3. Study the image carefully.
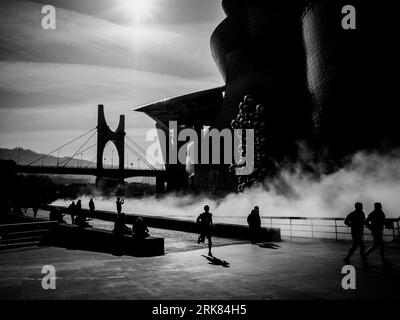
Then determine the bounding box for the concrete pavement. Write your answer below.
[1,237,399,299]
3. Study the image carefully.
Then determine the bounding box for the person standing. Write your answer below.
[75,199,82,225]
[68,201,76,224]
[32,200,39,219]
[365,202,387,264]
[89,198,95,217]
[196,205,213,256]
[247,206,261,243]
[343,202,367,264]
[116,197,124,215]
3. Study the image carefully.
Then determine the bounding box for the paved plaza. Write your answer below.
[0,230,399,299]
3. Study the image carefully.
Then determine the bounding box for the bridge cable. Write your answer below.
[58,142,97,167]
[126,135,160,166]
[27,128,97,166]
[61,130,97,168]
[125,139,159,171]
[60,133,97,168]
[125,135,164,170]
[125,143,157,170]
[84,155,97,169]
[125,143,156,170]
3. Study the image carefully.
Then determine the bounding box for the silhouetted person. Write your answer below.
[247,206,261,243]
[113,212,130,235]
[75,199,91,227]
[365,202,387,263]
[132,217,150,239]
[75,209,89,227]
[89,198,95,217]
[68,201,76,224]
[116,197,124,215]
[196,205,213,256]
[32,200,39,219]
[74,200,82,225]
[344,202,367,264]
[76,199,81,213]
[13,201,22,215]
[50,208,65,223]
[49,208,57,221]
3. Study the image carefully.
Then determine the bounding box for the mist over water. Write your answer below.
[53,150,400,221]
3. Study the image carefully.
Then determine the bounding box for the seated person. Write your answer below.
[49,208,57,221]
[131,217,150,239]
[113,212,130,235]
[49,208,66,223]
[75,211,90,227]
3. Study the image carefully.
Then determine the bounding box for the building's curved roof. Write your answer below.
[134,86,225,127]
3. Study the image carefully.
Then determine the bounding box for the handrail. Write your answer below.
[0,221,59,228]
[42,205,400,242]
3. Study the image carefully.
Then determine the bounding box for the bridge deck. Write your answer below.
[15,165,166,178]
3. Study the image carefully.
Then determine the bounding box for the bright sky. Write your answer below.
[0,0,225,167]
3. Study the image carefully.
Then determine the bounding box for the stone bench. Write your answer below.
[45,223,164,257]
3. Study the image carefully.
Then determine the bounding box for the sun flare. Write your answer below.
[119,0,156,23]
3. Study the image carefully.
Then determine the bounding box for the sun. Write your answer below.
[119,0,156,23]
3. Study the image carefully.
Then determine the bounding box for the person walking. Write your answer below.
[343,202,367,264]
[247,206,261,243]
[365,202,387,264]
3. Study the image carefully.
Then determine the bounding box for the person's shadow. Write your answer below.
[201,255,230,268]
[257,242,280,249]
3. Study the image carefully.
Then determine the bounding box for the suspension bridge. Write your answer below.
[15,105,166,192]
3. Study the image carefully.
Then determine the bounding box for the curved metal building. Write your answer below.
[137,0,396,192]
[210,0,312,164]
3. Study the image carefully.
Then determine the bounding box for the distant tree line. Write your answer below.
[0,160,92,213]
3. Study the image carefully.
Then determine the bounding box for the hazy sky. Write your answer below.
[0,0,225,166]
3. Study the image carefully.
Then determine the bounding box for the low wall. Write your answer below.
[45,223,164,257]
[45,205,281,242]
[1,213,164,257]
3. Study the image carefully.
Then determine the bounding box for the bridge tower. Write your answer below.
[96,104,125,187]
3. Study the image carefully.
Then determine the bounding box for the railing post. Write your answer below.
[396,219,400,239]
[397,220,400,239]
[334,219,338,241]
[289,218,292,239]
[392,220,396,240]
[311,219,314,238]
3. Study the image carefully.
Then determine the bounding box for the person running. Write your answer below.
[247,206,261,243]
[89,198,95,217]
[116,197,124,215]
[343,202,367,264]
[196,205,213,256]
[365,202,387,264]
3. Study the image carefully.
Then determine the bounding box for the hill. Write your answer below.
[0,147,94,168]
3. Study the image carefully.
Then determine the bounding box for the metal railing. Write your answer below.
[260,216,400,241]
[164,214,400,242]
[36,206,400,242]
